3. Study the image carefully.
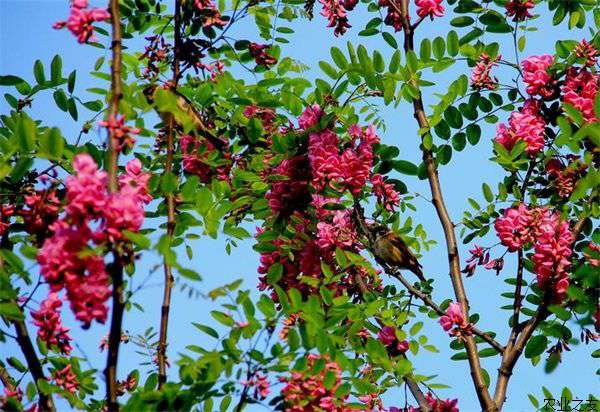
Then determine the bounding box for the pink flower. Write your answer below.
[298,104,324,130]
[280,354,348,411]
[470,54,500,90]
[505,0,534,21]
[266,156,311,215]
[494,102,545,155]
[316,210,358,251]
[532,216,573,302]
[425,392,459,412]
[415,0,444,18]
[99,115,140,152]
[494,204,536,251]
[521,55,556,98]
[119,158,152,204]
[64,153,107,221]
[53,4,110,43]
[439,302,473,339]
[194,0,226,27]
[249,43,277,67]
[20,189,61,240]
[243,372,271,400]
[371,174,400,211]
[562,68,599,123]
[574,39,599,67]
[379,0,403,31]
[319,0,352,36]
[377,326,409,356]
[0,204,14,236]
[31,293,72,355]
[180,134,231,183]
[52,365,79,394]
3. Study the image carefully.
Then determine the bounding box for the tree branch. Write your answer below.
[104,0,125,409]
[13,319,56,411]
[157,0,181,390]
[396,2,496,408]
[493,302,549,409]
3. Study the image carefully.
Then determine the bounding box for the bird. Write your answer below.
[368,223,426,283]
[142,84,227,150]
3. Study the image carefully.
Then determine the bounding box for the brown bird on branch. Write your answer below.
[369,223,426,283]
[142,84,227,150]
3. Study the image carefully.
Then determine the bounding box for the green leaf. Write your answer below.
[432,36,445,59]
[0,302,24,321]
[7,357,27,373]
[67,70,76,93]
[437,144,452,165]
[192,323,219,339]
[466,124,481,145]
[211,311,234,326]
[50,55,62,82]
[447,31,459,56]
[393,160,418,175]
[319,61,338,79]
[525,335,548,359]
[53,89,68,111]
[451,16,474,27]
[482,183,493,202]
[17,114,36,152]
[330,47,348,70]
[33,60,45,84]
[409,321,423,336]
[0,75,25,86]
[382,32,398,49]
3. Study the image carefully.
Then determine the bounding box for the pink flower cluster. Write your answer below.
[52,364,79,394]
[194,0,226,27]
[562,67,599,123]
[415,0,445,19]
[504,0,534,22]
[532,213,573,301]
[316,210,359,251]
[319,0,352,36]
[308,124,379,195]
[279,354,349,412]
[574,39,599,67]
[21,189,61,241]
[249,43,278,68]
[521,55,556,99]
[53,0,110,44]
[391,393,459,412]
[377,326,409,356]
[439,302,473,339]
[99,115,140,152]
[470,54,499,91]
[0,204,15,237]
[242,372,271,400]
[495,204,573,300]
[462,245,504,277]
[378,0,403,31]
[546,157,587,198]
[180,134,231,183]
[38,154,151,328]
[30,293,72,355]
[266,156,311,216]
[371,174,400,211]
[495,99,546,155]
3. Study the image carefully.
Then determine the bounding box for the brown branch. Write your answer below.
[396,2,496,408]
[14,319,56,411]
[157,0,181,389]
[493,302,549,409]
[508,249,524,346]
[104,0,125,409]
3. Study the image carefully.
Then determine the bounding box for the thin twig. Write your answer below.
[157,0,181,389]
[104,0,126,409]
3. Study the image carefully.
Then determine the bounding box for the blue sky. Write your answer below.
[1,0,598,411]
